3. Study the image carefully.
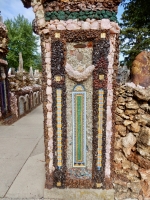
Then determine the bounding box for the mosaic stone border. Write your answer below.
[92,39,109,188]
[47,30,110,188]
[45,10,117,22]
[43,0,120,13]
[51,39,67,188]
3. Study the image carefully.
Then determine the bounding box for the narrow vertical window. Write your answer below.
[72,85,86,167]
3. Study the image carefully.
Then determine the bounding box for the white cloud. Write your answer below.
[0,0,34,22]
[0,0,41,53]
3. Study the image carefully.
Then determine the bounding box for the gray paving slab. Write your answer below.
[0,125,43,139]
[0,137,40,160]
[6,153,45,199]
[0,158,25,198]
[0,105,44,199]
[30,136,45,157]
[0,126,8,132]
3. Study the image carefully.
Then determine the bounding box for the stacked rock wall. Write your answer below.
[0,19,11,119]
[114,84,150,200]
[3,73,43,124]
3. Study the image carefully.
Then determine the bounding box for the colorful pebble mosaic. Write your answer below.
[97,89,104,170]
[56,89,62,168]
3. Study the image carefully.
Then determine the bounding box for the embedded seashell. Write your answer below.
[48,24,56,30]
[81,22,90,30]
[90,21,99,30]
[57,24,66,30]
[66,23,80,30]
[101,19,111,30]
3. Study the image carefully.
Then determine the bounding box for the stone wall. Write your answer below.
[114,84,150,200]
[2,85,42,124]
[1,72,43,124]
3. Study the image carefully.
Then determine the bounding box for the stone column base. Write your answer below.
[44,188,114,200]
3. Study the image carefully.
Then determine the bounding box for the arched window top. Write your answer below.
[73,84,85,92]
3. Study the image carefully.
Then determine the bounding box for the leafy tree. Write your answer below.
[120,0,150,68]
[4,15,42,71]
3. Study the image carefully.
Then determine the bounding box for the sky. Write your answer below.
[0,0,124,60]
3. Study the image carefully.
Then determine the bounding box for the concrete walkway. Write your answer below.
[0,105,45,199]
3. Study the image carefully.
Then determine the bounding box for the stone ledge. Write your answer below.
[44,188,114,200]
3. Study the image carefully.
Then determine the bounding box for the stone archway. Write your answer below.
[19,96,25,116]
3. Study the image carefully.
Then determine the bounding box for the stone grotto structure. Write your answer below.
[21,0,150,199]
[0,14,11,120]
[0,13,43,124]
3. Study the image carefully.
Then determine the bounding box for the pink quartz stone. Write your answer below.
[54,19,59,23]
[46,86,52,95]
[77,21,82,26]
[108,69,114,75]
[48,24,56,30]
[48,141,53,151]
[81,22,90,30]
[38,5,43,11]
[49,152,53,159]
[45,57,50,64]
[107,83,113,90]
[57,24,66,30]
[110,22,120,34]
[90,21,99,30]
[86,18,91,23]
[66,19,73,24]
[108,76,113,84]
[48,128,53,138]
[47,79,51,86]
[46,64,51,72]
[59,20,67,26]
[47,95,52,103]
[101,19,111,30]
[46,103,52,112]
[107,105,112,117]
[47,72,51,79]
[45,52,51,58]
[49,160,53,171]
[33,5,38,13]
[47,112,52,120]
[66,23,80,30]
[47,119,52,128]
[107,96,113,106]
[37,18,45,28]
[106,121,112,132]
[45,43,51,52]
[107,89,113,97]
